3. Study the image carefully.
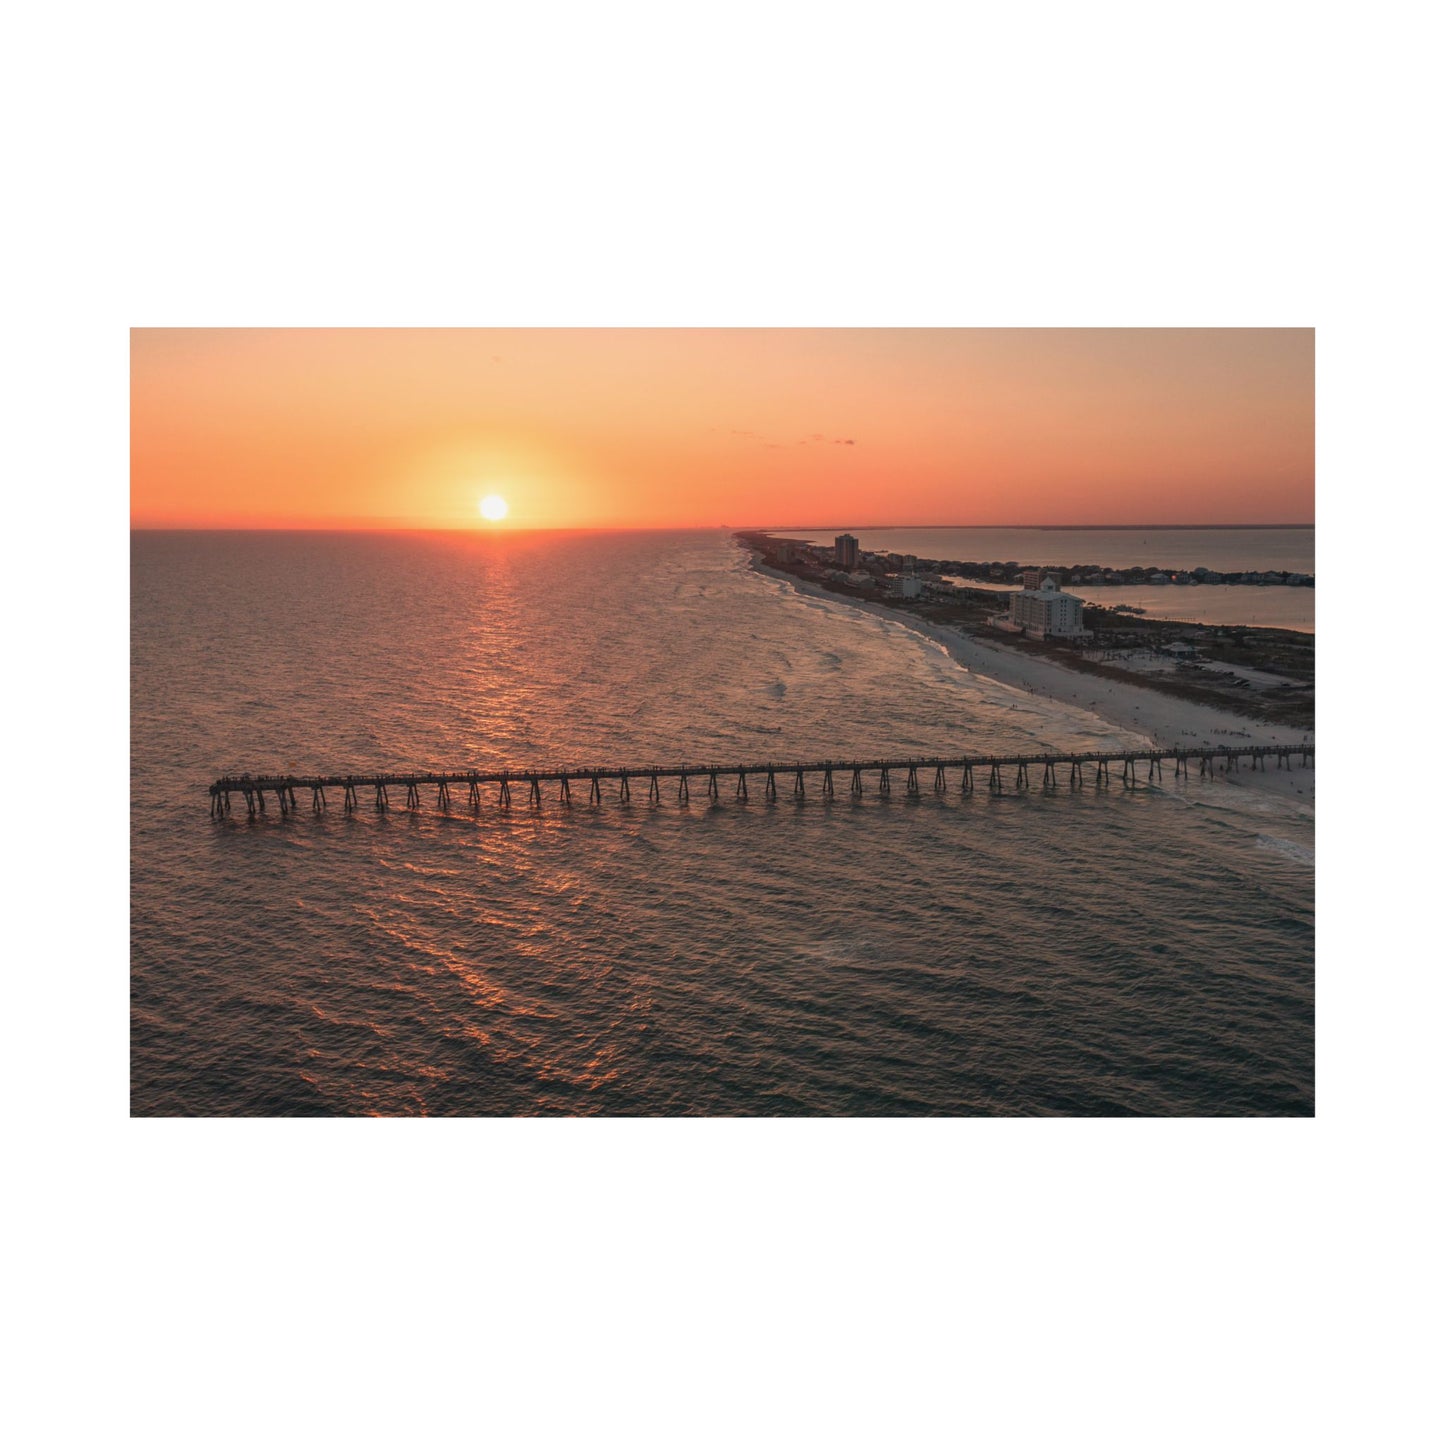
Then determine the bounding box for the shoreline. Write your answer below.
[748,557,1314,806]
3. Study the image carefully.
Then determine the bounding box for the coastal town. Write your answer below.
[738,531,1315,731]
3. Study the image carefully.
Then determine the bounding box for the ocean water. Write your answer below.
[131,530,1314,1115]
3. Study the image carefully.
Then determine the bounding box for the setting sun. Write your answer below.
[131,330,1314,530]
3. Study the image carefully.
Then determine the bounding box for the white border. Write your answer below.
[10,1,1435,1439]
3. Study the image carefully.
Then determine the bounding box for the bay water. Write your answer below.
[783,526,1316,629]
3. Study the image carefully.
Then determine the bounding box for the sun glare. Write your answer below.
[479,494,508,522]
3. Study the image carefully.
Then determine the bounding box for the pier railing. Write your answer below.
[209,744,1312,816]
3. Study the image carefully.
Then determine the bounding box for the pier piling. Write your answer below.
[211,745,1313,821]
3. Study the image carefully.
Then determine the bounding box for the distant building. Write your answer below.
[894,576,924,599]
[1008,576,1086,638]
[1020,568,1042,590]
[834,533,859,568]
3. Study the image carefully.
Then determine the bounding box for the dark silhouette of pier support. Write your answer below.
[210,743,1313,820]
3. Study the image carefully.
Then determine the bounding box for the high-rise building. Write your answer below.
[1008,576,1085,638]
[834,533,859,568]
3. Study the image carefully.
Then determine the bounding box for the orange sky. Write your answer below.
[130,329,1313,529]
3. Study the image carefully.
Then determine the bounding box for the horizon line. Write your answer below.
[755,522,1315,532]
[130,519,1316,533]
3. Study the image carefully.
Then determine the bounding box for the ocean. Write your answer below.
[131,529,1314,1115]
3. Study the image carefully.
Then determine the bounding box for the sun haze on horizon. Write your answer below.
[130,329,1314,531]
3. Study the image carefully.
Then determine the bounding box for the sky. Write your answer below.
[130,329,1314,529]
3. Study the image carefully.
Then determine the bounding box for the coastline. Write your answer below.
[749,557,1314,805]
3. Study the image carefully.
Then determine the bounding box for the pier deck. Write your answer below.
[209,744,1312,816]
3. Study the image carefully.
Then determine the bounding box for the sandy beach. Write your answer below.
[752,560,1314,804]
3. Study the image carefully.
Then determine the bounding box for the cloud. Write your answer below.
[727,428,858,448]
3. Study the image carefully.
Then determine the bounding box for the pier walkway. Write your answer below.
[209,743,1312,816]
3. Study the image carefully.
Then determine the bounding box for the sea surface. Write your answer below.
[131,529,1314,1115]
[783,527,1316,630]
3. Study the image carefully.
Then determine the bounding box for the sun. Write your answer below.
[478,494,508,522]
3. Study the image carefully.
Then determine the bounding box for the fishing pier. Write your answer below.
[209,743,1312,817]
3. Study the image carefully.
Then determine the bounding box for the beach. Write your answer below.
[751,559,1314,805]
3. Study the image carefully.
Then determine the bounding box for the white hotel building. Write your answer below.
[1007,576,1086,639]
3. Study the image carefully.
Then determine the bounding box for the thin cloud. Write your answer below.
[727,429,858,448]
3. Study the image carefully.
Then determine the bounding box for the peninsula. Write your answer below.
[736,531,1315,774]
